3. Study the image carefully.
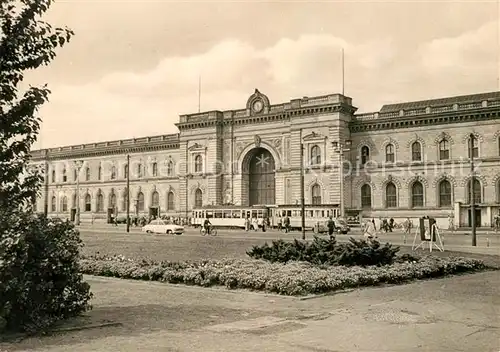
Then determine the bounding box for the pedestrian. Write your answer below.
[327,216,336,239]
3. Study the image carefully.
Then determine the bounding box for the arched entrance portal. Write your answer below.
[247,148,276,205]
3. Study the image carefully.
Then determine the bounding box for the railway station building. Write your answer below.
[30,89,500,228]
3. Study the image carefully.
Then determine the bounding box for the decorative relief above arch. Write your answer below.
[356,138,376,154]
[303,131,326,142]
[307,177,325,190]
[432,174,457,188]
[382,137,399,150]
[493,130,500,140]
[461,131,484,144]
[459,174,487,187]
[381,174,401,189]
[434,131,454,145]
[492,173,500,186]
[189,182,206,194]
[355,177,377,191]
[406,133,426,148]
[405,175,429,189]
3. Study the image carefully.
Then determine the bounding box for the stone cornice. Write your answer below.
[176,104,356,131]
[31,134,180,161]
[350,108,500,133]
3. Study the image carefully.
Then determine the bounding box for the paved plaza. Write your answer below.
[1,269,498,352]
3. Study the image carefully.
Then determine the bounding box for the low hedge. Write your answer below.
[80,254,487,296]
[247,237,400,266]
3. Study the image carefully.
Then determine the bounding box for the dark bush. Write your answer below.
[0,214,92,334]
[246,236,400,266]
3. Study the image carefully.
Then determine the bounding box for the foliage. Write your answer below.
[246,237,400,266]
[80,254,487,296]
[0,216,92,333]
[0,0,91,334]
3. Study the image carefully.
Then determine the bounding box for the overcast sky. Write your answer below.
[28,0,500,149]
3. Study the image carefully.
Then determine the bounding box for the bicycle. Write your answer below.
[200,226,218,236]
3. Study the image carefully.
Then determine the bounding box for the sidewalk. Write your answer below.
[2,270,498,352]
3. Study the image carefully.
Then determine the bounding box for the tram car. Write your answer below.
[272,204,350,233]
[191,205,272,229]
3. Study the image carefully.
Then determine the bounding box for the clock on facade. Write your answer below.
[252,100,264,113]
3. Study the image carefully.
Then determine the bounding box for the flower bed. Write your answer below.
[80,254,487,296]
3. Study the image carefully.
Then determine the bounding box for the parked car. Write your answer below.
[142,219,184,235]
[314,218,351,234]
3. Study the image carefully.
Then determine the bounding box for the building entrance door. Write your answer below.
[248,148,276,206]
[468,208,481,227]
[149,207,159,218]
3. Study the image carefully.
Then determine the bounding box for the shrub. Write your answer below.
[246,236,400,266]
[80,254,487,296]
[0,215,92,334]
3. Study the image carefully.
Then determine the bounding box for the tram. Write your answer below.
[191,205,272,229]
[191,203,345,232]
[272,204,345,232]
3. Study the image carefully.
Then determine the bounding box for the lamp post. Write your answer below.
[300,141,306,240]
[74,160,83,225]
[332,140,352,218]
[126,154,130,233]
[469,133,477,247]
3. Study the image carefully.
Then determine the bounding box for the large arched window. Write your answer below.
[98,166,102,180]
[84,194,91,212]
[152,162,158,177]
[137,192,145,211]
[361,184,371,208]
[61,196,68,212]
[439,140,450,160]
[167,191,175,210]
[439,180,452,207]
[310,145,321,166]
[51,170,56,183]
[110,166,117,180]
[361,146,370,165]
[85,167,90,181]
[411,181,424,207]
[467,137,479,158]
[151,191,159,207]
[385,144,395,163]
[62,168,67,182]
[123,165,128,179]
[467,178,482,204]
[137,164,143,178]
[411,141,422,161]
[311,184,321,205]
[121,189,128,211]
[385,182,397,208]
[194,188,203,207]
[96,191,104,212]
[51,196,56,212]
[194,155,203,173]
[167,161,174,176]
[72,194,77,209]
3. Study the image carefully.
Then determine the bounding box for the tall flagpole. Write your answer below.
[198,75,201,113]
[341,48,345,95]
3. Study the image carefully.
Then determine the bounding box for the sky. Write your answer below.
[25,0,500,149]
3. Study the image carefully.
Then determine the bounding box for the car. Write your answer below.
[314,218,351,235]
[142,219,184,235]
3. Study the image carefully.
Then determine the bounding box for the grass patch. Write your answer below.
[80,254,487,296]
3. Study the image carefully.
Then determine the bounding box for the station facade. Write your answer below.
[30,89,500,228]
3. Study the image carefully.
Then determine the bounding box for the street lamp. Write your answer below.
[74,160,83,225]
[332,140,352,218]
[469,133,477,247]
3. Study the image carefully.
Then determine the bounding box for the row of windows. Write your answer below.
[51,161,176,183]
[360,137,486,165]
[360,178,494,209]
[51,190,176,212]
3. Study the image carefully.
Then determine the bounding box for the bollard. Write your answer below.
[486,237,490,247]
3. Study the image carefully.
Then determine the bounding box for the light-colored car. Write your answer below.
[142,219,184,235]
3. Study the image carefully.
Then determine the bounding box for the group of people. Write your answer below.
[245,216,272,232]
